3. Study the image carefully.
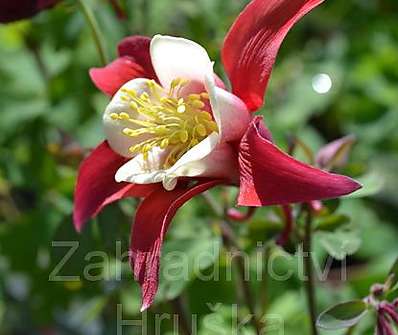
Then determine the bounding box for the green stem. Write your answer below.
[202,193,263,335]
[303,207,318,335]
[170,296,191,335]
[77,0,108,66]
[221,222,263,335]
[259,244,271,317]
[141,0,150,34]
[345,324,356,335]
[26,39,50,83]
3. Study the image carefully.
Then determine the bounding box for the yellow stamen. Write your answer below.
[177,104,186,114]
[114,78,219,168]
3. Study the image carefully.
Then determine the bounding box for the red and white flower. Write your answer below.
[74,0,361,311]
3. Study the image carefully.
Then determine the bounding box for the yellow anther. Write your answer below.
[122,128,135,136]
[190,138,199,147]
[143,144,151,152]
[179,79,189,86]
[195,124,207,137]
[191,100,205,109]
[160,97,174,105]
[130,102,138,110]
[160,138,169,149]
[122,88,137,97]
[128,118,156,128]
[177,104,186,113]
[179,131,189,143]
[169,132,181,144]
[198,111,212,121]
[116,77,218,168]
[170,78,181,88]
[140,92,150,100]
[129,144,139,153]
[188,94,201,100]
[119,112,130,120]
[206,121,219,133]
[153,126,168,135]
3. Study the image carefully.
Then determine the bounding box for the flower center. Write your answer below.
[110,79,218,169]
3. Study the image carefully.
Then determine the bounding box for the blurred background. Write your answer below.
[0,0,398,334]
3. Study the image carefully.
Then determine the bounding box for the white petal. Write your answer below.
[205,75,251,143]
[115,147,167,183]
[103,78,162,158]
[167,132,220,176]
[150,35,214,90]
[114,132,237,191]
[115,133,220,186]
[169,139,238,183]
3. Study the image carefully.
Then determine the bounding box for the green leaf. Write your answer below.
[386,286,398,302]
[317,230,361,260]
[386,257,398,289]
[315,214,350,232]
[156,236,221,302]
[317,300,368,330]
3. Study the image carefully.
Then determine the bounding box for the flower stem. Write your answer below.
[77,0,108,66]
[202,192,264,335]
[345,325,356,335]
[25,38,50,83]
[170,296,192,335]
[259,244,271,317]
[277,205,294,246]
[303,206,318,335]
[220,222,264,335]
[141,0,150,34]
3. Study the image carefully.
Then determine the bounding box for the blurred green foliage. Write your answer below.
[0,0,398,334]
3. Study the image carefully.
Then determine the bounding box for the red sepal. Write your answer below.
[118,36,158,81]
[90,36,158,96]
[73,141,157,232]
[238,117,361,206]
[130,179,224,311]
[222,0,324,111]
[89,57,146,97]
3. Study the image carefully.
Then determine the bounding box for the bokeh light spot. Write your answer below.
[312,73,332,94]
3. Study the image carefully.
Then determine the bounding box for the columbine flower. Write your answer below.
[0,0,60,23]
[74,0,361,311]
